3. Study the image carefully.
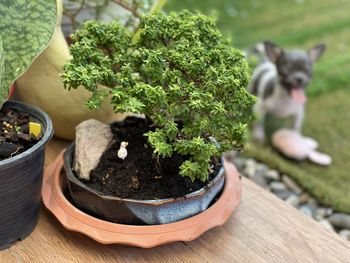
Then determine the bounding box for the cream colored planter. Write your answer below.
[16,0,125,140]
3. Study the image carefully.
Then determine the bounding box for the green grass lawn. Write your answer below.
[166,0,350,212]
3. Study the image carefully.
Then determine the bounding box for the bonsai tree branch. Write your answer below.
[63,0,86,32]
[113,0,141,18]
[63,0,156,33]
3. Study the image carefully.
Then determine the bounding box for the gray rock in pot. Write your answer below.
[74,119,113,180]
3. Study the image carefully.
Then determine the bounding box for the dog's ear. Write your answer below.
[308,44,326,63]
[264,41,283,63]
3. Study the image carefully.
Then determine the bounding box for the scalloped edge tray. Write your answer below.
[42,150,242,248]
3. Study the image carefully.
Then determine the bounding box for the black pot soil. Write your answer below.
[64,117,225,225]
[0,100,53,250]
[89,117,220,199]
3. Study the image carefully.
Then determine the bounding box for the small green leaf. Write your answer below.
[85,89,109,109]
[132,0,167,44]
[179,160,209,182]
[146,129,173,157]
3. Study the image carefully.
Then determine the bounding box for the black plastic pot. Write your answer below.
[0,100,53,250]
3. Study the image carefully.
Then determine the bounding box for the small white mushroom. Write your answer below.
[117,141,129,160]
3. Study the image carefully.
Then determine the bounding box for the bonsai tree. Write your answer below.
[62,11,255,182]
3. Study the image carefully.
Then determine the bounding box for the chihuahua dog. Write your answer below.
[248,41,326,142]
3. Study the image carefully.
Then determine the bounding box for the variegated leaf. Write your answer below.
[0,0,57,106]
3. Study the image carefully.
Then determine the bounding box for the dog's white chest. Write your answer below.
[266,89,303,117]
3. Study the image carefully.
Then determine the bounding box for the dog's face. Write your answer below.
[264,41,326,103]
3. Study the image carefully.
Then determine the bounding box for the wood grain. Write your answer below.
[1,139,350,262]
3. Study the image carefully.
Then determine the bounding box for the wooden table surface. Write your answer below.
[1,139,350,262]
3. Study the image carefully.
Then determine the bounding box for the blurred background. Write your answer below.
[166,0,350,214]
[166,0,350,96]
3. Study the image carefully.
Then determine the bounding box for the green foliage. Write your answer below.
[62,11,255,182]
[0,0,57,106]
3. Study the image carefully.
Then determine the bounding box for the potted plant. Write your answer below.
[58,10,255,226]
[0,1,55,250]
[15,0,157,140]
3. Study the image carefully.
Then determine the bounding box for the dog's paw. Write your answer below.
[302,137,318,150]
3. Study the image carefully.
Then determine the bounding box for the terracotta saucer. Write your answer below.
[42,151,242,248]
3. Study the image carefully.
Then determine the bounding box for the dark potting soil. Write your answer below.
[0,108,41,160]
[83,117,220,200]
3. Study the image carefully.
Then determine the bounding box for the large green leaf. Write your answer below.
[0,0,57,106]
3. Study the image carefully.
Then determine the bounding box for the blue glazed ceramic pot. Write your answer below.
[63,142,225,225]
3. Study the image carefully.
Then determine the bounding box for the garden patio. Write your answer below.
[1,0,350,261]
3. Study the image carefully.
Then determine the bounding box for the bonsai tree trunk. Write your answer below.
[15,0,126,140]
